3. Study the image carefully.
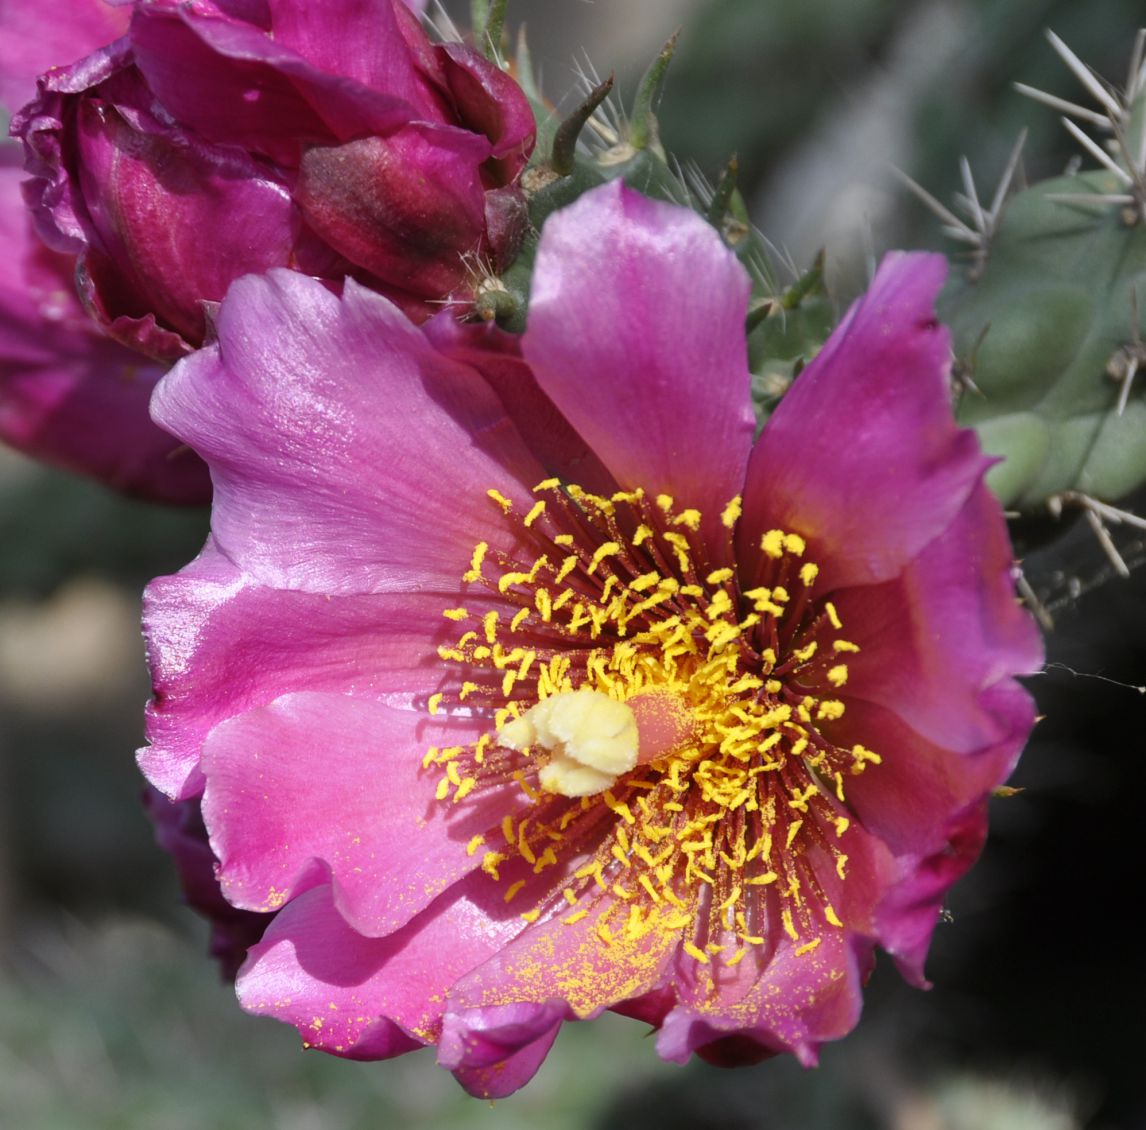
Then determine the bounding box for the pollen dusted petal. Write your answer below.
[201,692,530,937]
[628,689,698,763]
[523,180,755,555]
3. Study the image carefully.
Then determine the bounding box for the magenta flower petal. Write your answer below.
[201,692,528,935]
[0,0,128,111]
[0,148,208,501]
[440,1002,567,1098]
[739,253,987,589]
[140,540,453,800]
[150,271,547,595]
[523,180,755,550]
[238,870,539,1061]
[834,482,1043,756]
[141,186,1040,1089]
[294,122,488,296]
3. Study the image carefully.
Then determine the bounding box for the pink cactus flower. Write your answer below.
[141,181,1042,1095]
[12,0,535,361]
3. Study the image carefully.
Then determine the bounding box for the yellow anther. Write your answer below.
[760,529,786,558]
[795,938,821,956]
[555,555,579,583]
[589,541,621,573]
[783,533,806,556]
[482,610,500,643]
[825,601,842,629]
[792,641,818,662]
[824,904,843,928]
[706,567,734,585]
[782,907,799,942]
[683,941,710,964]
[463,541,488,582]
[458,681,479,701]
[480,851,506,879]
[827,664,849,688]
[673,509,702,530]
[434,777,450,802]
[486,488,512,513]
[745,871,778,886]
[534,477,560,491]
[786,819,804,849]
[442,607,468,621]
[633,524,653,545]
[816,700,845,721]
[833,639,860,653]
[427,693,443,716]
[721,496,742,528]
[510,607,530,631]
[799,562,819,586]
[503,880,526,902]
[520,908,541,923]
[656,494,675,513]
[836,854,848,879]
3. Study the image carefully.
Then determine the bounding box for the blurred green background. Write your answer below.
[2,1,1145,1126]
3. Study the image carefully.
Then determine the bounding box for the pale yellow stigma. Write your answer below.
[498,689,639,798]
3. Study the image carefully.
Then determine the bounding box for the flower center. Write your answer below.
[423,479,880,965]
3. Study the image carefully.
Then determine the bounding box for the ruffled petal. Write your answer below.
[237,871,533,1061]
[523,181,755,548]
[739,253,988,589]
[140,539,453,799]
[0,0,128,112]
[0,147,208,501]
[151,271,548,595]
[832,482,1043,755]
[200,691,528,936]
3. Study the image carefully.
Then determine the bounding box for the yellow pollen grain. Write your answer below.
[503,880,526,902]
[683,941,710,964]
[427,693,443,716]
[486,488,512,514]
[721,496,742,528]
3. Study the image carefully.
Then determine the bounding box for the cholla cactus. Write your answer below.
[911,29,1146,583]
